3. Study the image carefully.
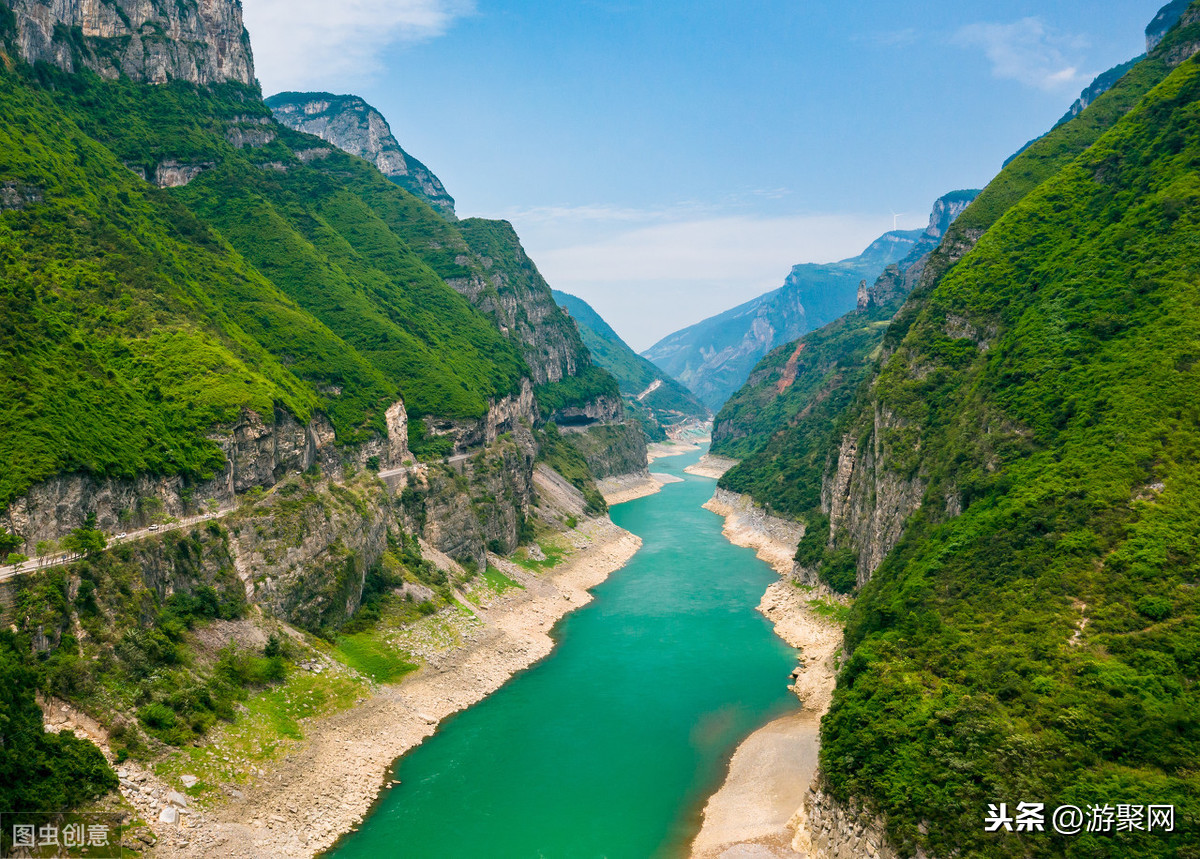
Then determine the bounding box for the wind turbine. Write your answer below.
[890,210,906,231]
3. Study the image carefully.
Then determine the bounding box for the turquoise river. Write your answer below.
[329,448,800,858]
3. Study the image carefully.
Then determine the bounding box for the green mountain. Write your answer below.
[0,0,646,834]
[714,5,1200,855]
[643,229,921,412]
[552,290,710,438]
[0,51,623,513]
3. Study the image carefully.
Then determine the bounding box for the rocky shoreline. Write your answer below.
[131,515,641,858]
[684,454,739,480]
[598,471,685,505]
[692,489,846,858]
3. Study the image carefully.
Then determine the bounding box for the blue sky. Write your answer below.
[243,0,1163,350]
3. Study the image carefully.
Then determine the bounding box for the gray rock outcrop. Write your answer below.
[6,0,255,86]
[266,93,456,218]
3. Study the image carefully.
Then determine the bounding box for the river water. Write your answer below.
[329,448,799,858]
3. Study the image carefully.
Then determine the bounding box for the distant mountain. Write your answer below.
[267,92,457,218]
[642,229,921,412]
[711,189,979,466]
[553,291,710,438]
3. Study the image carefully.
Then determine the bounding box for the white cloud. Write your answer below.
[855,28,920,48]
[503,209,892,351]
[242,0,475,93]
[953,17,1089,92]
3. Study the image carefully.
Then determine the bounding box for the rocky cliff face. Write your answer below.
[861,190,980,312]
[230,476,394,630]
[791,786,904,859]
[5,0,255,86]
[266,93,456,218]
[822,410,926,585]
[1148,0,1191,50]
[454,218,604,389]
[1,402,407,551]
[560,421,650,481]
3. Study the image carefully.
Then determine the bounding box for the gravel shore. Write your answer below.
[598,472,685,505]
[691,491,845,858]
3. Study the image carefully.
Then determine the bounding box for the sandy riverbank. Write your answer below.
[685,455,739,480]
[692,491,845,858]
[598,472,685,505]
[647,440,703,462]
[150,515,641,858]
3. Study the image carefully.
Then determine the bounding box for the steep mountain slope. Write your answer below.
[710,193,976,587]
[643,229,920,411]
[553,290,710,437]
[711,6,1200,856]
[267,92,457,218]
[822,46,1200,857]
[264,92,623,424]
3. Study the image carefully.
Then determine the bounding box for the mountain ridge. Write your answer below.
[267,92,457,218]
[643,228,922,411]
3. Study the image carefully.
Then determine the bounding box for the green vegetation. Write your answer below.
[514,541,566,573]
[705,13,1200,857]
[715,306,897,519]
[0,635,117,847]
[333,633,417,684]
[0,71,321,509]
[533,365,621,420]
[6,530,284,756]
[155,667,367,799]
[806,596,851,625]
[0,59,556,509]
[49,72,530,430]
[482,564,523,594]
[535,424,607,515]
[816,39,1200,859]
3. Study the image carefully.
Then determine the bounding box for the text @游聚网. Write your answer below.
[984,803,1174,836]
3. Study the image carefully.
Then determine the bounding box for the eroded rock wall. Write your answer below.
[7,0,255,86]
[792,786,905,859]
[561,420,649,480]
[2,402,407,552]
[267,93,456,217]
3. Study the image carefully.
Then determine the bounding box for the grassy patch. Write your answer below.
[807,597,851,625]
[333,632,417,684]
[155,668,365,803]
[514,541,566,573]
[482,565,524,594]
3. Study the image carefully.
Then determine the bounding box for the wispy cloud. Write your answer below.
[242,0,476,93]
[856,28,920,48]
[952,17,1089,92]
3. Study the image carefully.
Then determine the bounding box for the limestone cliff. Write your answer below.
[1148,0,1191,50]
[4,0,255,86]
[266,92,456,217]
[455,218,601,389]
